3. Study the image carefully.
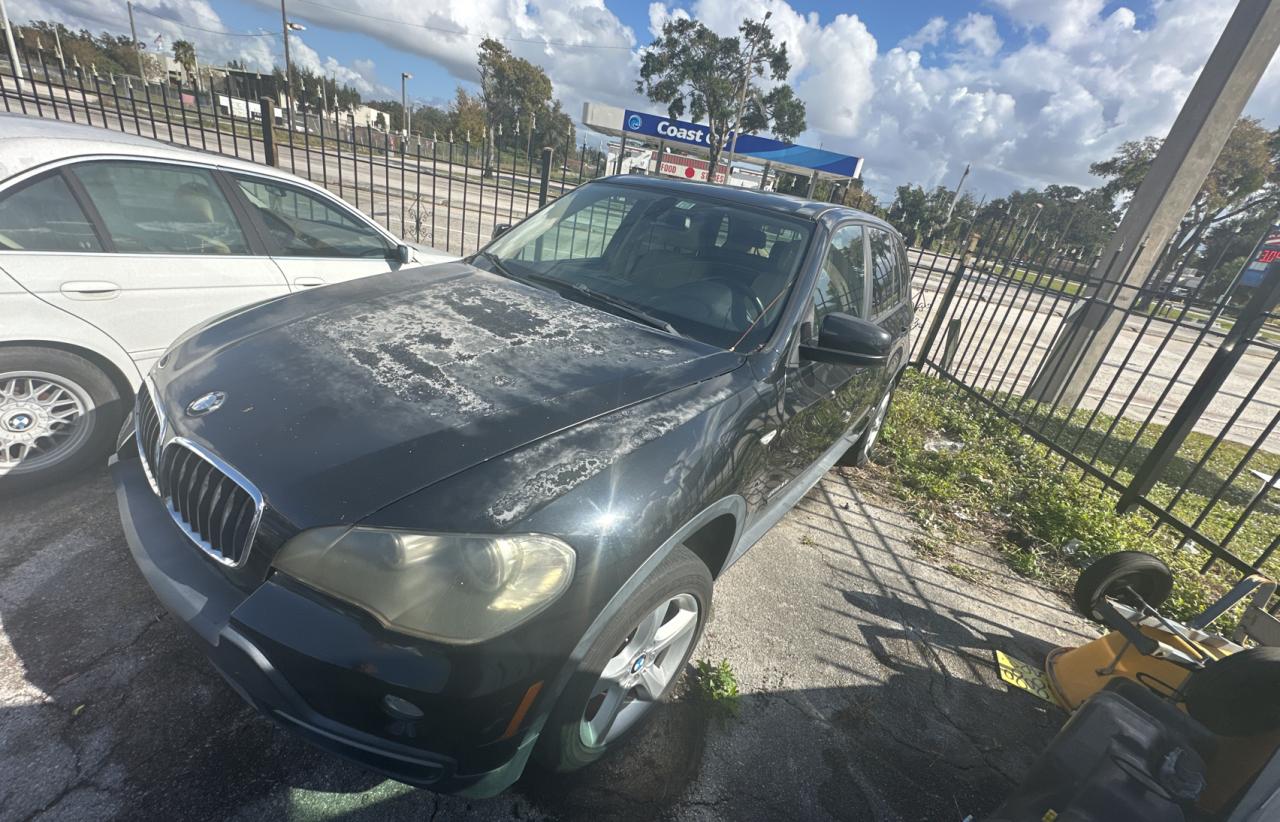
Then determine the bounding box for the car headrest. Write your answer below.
[726,221,766,251]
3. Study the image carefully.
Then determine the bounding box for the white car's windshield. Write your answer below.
[480,182,813,351]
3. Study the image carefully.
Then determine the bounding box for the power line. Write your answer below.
[132,7,277,38]
[289,0,636,50]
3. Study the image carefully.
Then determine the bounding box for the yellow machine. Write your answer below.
[1040,551,1280,815]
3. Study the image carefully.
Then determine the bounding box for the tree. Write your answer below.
[1091,117,1278,299]
[171,40,197,86]
[449,87,486,144]
[411,105,451,140]
[637,15,806,176]
[475,39,574,171]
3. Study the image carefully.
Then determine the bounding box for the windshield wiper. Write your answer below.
[564,283,682,337]
[473,250,534,286]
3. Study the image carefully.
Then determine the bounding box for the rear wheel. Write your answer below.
[535,545,712,772]
[0,347,123,491]
[1072,551,1173,619]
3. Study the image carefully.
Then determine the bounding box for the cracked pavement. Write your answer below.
[1,466,1096,821]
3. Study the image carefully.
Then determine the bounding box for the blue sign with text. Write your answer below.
[621,109,863,178]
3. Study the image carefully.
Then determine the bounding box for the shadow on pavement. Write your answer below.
[1,468,1078,822]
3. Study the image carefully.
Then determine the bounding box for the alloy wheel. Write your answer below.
[864,388,892,454]
[579,592,700,747]
[0,371,95,476]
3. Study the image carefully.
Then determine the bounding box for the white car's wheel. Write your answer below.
[0,347,123,490]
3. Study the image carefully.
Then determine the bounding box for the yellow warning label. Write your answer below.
[995,650,1057,705]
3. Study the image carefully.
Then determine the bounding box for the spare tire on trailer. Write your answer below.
[1183,647,1280,737]
[1072,551,1173,619]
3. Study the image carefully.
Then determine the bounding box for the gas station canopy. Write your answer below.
[582,101,864,182]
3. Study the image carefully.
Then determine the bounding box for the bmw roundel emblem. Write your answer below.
[186,390,227,417]
[626,114,642,131]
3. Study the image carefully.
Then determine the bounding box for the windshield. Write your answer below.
[479,182,814,351]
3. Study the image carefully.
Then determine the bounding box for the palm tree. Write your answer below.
[171,40,197,87]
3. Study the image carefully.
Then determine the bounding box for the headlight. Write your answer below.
[273,527,576,644]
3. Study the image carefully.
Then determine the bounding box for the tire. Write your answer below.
[534,545,714,772]
[0,346,124,492]
[1183,648,1280,737]
[1072,551,1173,619]
[838,380,895,468]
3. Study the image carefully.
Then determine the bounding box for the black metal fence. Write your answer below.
[908,213,1280,578]
[0,56,607,256]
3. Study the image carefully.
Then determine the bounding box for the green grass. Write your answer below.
[973,261,1085,297]
[876,372,1279,624]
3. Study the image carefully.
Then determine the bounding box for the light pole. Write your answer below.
[724,10,771,185]
[400,71,412,136]
[280,0,304,131]
[0,0,22,80]
[1012,203,1044,263]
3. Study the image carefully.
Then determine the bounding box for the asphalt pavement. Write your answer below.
[0,465,1095,822]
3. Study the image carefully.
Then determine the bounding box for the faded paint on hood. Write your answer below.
[153,263,744,528]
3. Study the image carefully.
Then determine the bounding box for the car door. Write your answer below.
[226,172,404,289]
[0,159,289,373]
[767,222,882,487]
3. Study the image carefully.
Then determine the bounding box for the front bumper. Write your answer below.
[111,453,541,796]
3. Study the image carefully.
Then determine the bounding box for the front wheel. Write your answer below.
[534,545,713,772]
[838,382,895,468]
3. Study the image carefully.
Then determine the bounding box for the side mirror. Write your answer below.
[799,312,892,366]
[392,243,411,264]
[492,223,512,239]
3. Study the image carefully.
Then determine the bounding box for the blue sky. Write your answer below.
[11,0,1278,199]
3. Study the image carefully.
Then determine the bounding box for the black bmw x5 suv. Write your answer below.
[113,175,913,796]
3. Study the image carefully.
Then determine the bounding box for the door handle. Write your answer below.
[60,281,120,300]
[293,276,325,288]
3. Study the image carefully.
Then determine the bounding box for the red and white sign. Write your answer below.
[658,154,726,184]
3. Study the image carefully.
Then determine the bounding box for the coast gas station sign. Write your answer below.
[621,109,863,179]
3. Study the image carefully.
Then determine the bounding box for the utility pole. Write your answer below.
[942,163,971,227]
[127,1,144,81]
[1028,0,1280,405]
[0,0,21,80]
[724,10,771,184]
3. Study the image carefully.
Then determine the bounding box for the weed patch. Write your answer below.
[689,658,741,721]
[875,371,1250,624]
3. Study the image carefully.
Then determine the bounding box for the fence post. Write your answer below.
[258,96,276,166]
[1117,259,1280,513]
[913,234,979,369]
[538,146,553,207]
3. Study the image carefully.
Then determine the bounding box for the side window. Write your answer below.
[812,224,865,323]
[869,229,900,315]
[233,176,391,258]
[0,174,102,252]
[897,239,913,304]
[73,162,249,255]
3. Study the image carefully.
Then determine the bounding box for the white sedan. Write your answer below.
[0,115,454,489]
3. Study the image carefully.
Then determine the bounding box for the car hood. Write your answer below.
[152,262,743,527]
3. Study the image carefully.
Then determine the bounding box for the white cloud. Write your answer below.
[953,13,1002,58]
[10,0,1280,203]
[900,16,946,51]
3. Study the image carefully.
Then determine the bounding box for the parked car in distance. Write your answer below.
[0,115,454,489]
[113,175,913,796]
